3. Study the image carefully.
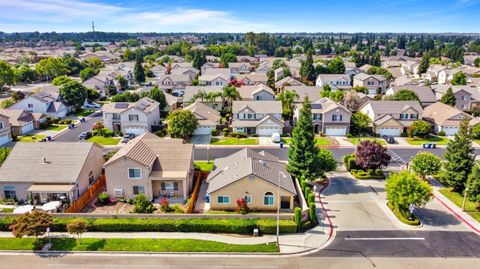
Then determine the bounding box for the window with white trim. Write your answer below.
[244,195,252,204]
[264,192,274,206]
[128,168,142,179]
[128,114,139,122]
[217,196,230,204]
[132,186,144,195]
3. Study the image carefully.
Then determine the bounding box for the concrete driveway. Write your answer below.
[191,135,211,145]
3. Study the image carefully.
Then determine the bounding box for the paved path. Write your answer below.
[54,111,102,142]
[194,180,209,213]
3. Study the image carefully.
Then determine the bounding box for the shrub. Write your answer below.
[437,130,446,136]
[97,193,110,205]
[211,129,218,136]
[251,134,259,137]
[304,186,311,199]
[131,194,156,213]
[173,205,184,214]
[294,207,302,231]
[307,193,315,204]
[308,202,317,224]
[155,129,167,137]
[228,132,247,138]
[159,197,173,213]
[52,118,61,124]
[346,133,352,138]
[367,169,375,176]
[59,119,73,125]
[235,197,249,215]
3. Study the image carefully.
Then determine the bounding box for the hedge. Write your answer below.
[387,203,421,226]
[351,169,386,180]
[0,217,297,234]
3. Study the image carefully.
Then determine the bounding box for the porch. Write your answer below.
[150,171,188,204]
[27,184,75,205]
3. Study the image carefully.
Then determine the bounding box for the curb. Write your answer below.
[434,195,480,235]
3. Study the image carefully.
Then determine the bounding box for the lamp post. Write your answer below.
[462,188,469,211]
[277,171,286,247]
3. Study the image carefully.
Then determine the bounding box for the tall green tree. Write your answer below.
[410,151,442,180]
[440,87,457,107]
[385,89,419,101]
[148,86,167,111]
[451,72,467,85]
[443,119,475,192]
[300,51,316,82]
[276,90,299,121]
[134,49,145,83]
[59,80,88,112]
[466,163,480,201]
[222,85,240,111]
[192,50,207,70]
[80,67,97,82]
[167,110,198,140]
[0,61,15,89]
[386,171,433,215]
[327,57,346,74]
[14,64,37,83]
[35,57,68,81]
[350,111,371,135]
[418,51,430,75]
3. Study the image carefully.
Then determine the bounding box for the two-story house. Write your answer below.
[385,86,437,107]
[9,89,69,118]
[315,74,352,90]
[184,102,221,135]
[238,84,275,101]
[171,67,200,81]
[353,73,390,95]
[400,61,420,77]
[102,97,160,136]
[283,86,322,103]
[438,68,463,85]
[359,100,423,137]
[228,62,252,76]
[431,85,480,111]
[199,68,231,86]
[156,74,192,96]
[235,73,268,86]
[293,98,351,136]
[423,102,480,136]
[231,101,284,136]
[0,113,12,146]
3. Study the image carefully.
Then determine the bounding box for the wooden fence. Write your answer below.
[64,174,106,213]
[186,172,204,213]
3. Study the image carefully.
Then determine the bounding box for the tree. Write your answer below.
[35,57,68,81]
[418,51,430,75]
[123,48,135,61]
[386,171,433,215]
[343,90,361,111]
[330,90,345,102]
[192,50,207,70]
[51,75,74,86]
[451,72,467,85]
[115,75,128,91]
[14,64,36,83]
[131,194,156,213]
[10,211,53,241]
[300,51,316,82]
[167,110,198,140]
[475,58,480,68]
[222,85,240,111]
[385,89,419,101]
[366,66,393,80]
[148,86,167,111]
[288,97,323,181]
[408,120,431,138]
[410,152,442,180]
[327,57,346,74]
[440,87,456,107]
[352,86,369,94]
[317,149,337,178]
[59,80,87,112]
[321,84,331,98]
[443,119,475,192]
[0,61,15,89]
[466,163,480,201]
[350,112,371,135]
[355,140,391,170]
[276,90,299,121]
[220,52,237,68]
[134,49,145,83]
[0,147,11,166]
[82,57,104,70]
[80,67,97,82]
[11,91,25,102]
[267,70,275,88]
[67,219,87,242]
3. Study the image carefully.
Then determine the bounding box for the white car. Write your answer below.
[271,133,281,143]
[83,103,101,109]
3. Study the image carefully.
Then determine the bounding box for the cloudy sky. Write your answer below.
[0,0,478,33]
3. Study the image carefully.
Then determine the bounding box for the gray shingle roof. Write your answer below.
[389,86,436,103]
[232,101,282,114]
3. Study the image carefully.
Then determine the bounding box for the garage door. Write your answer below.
[257,127,281,136]
[194,126,213,135]
[325,127,347,136]
[0,133,10,146]
[124,127,146,136]
[379,127,401,137]
[443,127,458,136]
[21,122,34,135]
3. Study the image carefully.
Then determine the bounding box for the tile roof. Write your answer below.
[232,101,282,114]
[389,86,436,103]
[184,102,221,126]
[423,102,474,126]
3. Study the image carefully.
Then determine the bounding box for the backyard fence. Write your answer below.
[186,172,205,213]
[64,174,106,213]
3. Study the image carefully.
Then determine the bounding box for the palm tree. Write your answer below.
[206,91,221,103]
[222,85,240,111]
[276,89,299,121]
[190,90,207,103]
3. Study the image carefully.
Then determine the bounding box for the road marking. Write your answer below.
[48,265,279,268]
[344,237,424,241]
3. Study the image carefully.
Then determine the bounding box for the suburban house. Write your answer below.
[293,98,351,136]
[9,90,69,118]
[0,113,12,146]
[385,86,436,107]
[275,76,305,89]
[171,67,200,81]
[238,84,275,101]
[315,74,352,90]
[102,97,160,136]
[229,62,252,75]
[231,101,284,136]
[423,102,480,136]
[400,61,420,77]
[359,100,424,136]
[438,68,463,85]
[201,62,221,74]
[0,142,105,204]
[0,109,46,136]
[353,73,390,95]
[424,64,446,82]
[206,148,297,211]
[83,75,119,97]
[235,73,268,86]
[431,85,480,111]
[199,68,231,86]
[104,132,194,202]
[166,62,193,70]
[156,74,192,96]
[283,86,322,103]
[182,86,224,110]
[184,102,221,135]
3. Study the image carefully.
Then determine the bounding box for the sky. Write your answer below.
[0,0,479,33]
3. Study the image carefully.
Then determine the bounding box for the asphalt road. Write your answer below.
[54,111,102,142]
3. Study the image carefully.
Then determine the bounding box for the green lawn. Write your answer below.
[194,161,215,172]
[347,137,386,145]
[87,136,121,145]
[0,238,278,253]
[0,208,13,213]
[211,137,259,145]
[75,109,96,118]
[17,134,46,142]
[439,188,480,223]
[45,124,68,131]
[283,137,331,146]
[406,136,449,145]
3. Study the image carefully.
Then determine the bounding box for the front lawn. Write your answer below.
[347,137,386,145]
[406,136,449,145]
[283,136,331,146]
[0,208,13,213]
[45,124,68,131]
[194,161,215,172]
[439,188,480,223]
[74,109,96,118]
[0,238,278,253]
[17,134,46,142]
[211,137,259,145]
[87,136,121,145]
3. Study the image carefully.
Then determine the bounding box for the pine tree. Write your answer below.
[440,87,456,107]
[134,49,145,83]
[418,51,430,75]
[300,51,316,82]
[192,50,206,70]
[287,97,320,181]
[443,119,475,193]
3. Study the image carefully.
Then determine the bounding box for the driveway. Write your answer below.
[190,134,211,145]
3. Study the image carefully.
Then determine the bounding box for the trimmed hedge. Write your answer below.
[0,217,297,234]
[350,169,386,180]
[387,203,421,226]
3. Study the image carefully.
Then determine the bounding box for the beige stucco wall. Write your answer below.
[75,145,105,199]
[0,182,32,202]
[208,175,295,211]
[105,158,154,200]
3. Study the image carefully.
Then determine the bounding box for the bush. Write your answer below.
[294,207,302,231]
[211,129,218,136]
[251,134,259,137]
[304,186,311,199]
[351,170,386,180]
[437,130,446,136]
[173,205,184,214]
[228,132,247,138]
[159,197,173,213]
[387,202,421,226]
[400,132,408,137]
[131,194,156,213]
[52,118,61,124]
[97,193,110,205]
[307,193,315,204]
[309,202,317,224]
[155,129,167,137]
[346,133,352,138]
[59,119,73,125]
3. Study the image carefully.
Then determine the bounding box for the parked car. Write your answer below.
[83,103,101,109]
[271,132,281,143]
[382,135,395,144]
[121,133,135,143]
[78,132,92,140]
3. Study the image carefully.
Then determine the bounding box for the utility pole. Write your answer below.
[92,21,95,41]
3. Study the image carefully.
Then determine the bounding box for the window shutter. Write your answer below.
[331,115,335,121]
[340,115,343,121]
[161,182,165,191]
[174,182,178,191]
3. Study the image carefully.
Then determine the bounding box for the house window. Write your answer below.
[367,81,374,86]
[264,192,274,206]
[112,114,120,121]
[256,96,261,100]
[129,115,139,122]
[161,182,179,191]
[88,171,95,185]
[217,195,230,204]
[3,186,16,200]
[332,115,342,122]
[0,122,3,129]
[313,114,322,120]
[132,186,145,195]
[128,168,142,179]
[462,96,469,101]
[244,195,252,204]
[28,104,33,108]
[399,114,408,119]
[410,114,419,119]
[248,114,254,119]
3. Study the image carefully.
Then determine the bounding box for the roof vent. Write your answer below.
[42,157,49,164]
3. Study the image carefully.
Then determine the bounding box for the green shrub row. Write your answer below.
[350,169,386,180]
[0,217,297,234]
[343,154,361,171]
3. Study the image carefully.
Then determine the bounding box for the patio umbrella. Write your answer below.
[13,205,34,214]
[41,201,61,211]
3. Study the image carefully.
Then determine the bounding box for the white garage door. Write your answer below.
[325,127,347,136]
[257,127,281,136]
[379,127,401,137]
[124,127,146,136]
[443,127,458,136]
[21,122,34,135]
[0,133,10,146]
[194,126,213,135]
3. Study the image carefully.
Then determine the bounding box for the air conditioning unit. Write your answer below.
[114,189,123,196]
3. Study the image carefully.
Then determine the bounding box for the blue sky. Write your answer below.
[0,0,479,33]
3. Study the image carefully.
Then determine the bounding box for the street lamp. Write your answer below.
[462,188,469,211]
[277,171,286,247]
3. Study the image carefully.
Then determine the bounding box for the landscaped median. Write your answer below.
[439,188,480,223]
[0,238,278,253]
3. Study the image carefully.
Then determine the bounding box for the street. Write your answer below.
[54,111,102,142]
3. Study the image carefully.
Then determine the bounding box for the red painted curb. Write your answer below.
[434,196,480,234]
[316,180,334,238]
